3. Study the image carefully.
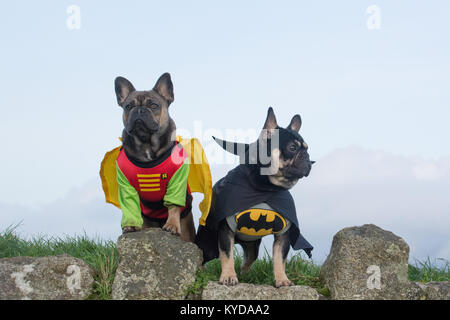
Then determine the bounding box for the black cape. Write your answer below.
[195,164,313,263]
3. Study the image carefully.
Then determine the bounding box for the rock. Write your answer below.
[201,282,320,300]
[416,281,450,300]
[319,224,413,300]
[111,228,203,300]
[0,254,94,300]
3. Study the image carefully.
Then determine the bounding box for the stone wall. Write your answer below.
[0,225,448,300]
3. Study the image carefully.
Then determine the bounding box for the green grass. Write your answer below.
[188,247,328,297]
[188,246,449,297]
[0,224,117,300]
[408,257,450,283]
[1,225,448,300]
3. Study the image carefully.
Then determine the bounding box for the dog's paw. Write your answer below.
[274,277,293,288]
[122,226,141,234]
[219,272,239,286]
[162,220,181,236]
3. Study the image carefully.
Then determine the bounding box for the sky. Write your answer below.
[0,1,449,264]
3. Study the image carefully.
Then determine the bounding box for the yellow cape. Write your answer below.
[99,136,212,226]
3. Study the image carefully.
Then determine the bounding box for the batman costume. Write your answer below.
[195,160,313,263]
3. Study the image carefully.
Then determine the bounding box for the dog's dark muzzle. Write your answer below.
[287,151,313,179]
[127,107,159,133]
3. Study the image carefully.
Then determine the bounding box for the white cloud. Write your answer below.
[293,147,450,263]
[412,161,450,181]
[1,147,449,265]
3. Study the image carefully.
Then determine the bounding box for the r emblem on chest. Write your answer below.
[137,173,161,192]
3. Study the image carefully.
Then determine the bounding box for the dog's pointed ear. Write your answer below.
[153,72,174,104]
[261,107,278,140]
[263,107,278,131]
[115,76,135,106]
[288,114,302,132]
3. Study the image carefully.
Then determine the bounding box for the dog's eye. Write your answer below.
[150,104,159,109]
[125,105,132,111]
[302,142,308,149]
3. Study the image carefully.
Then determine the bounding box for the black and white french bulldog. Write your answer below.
[195,107,314,287]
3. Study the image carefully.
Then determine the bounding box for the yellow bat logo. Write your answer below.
[235,209,286,236]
